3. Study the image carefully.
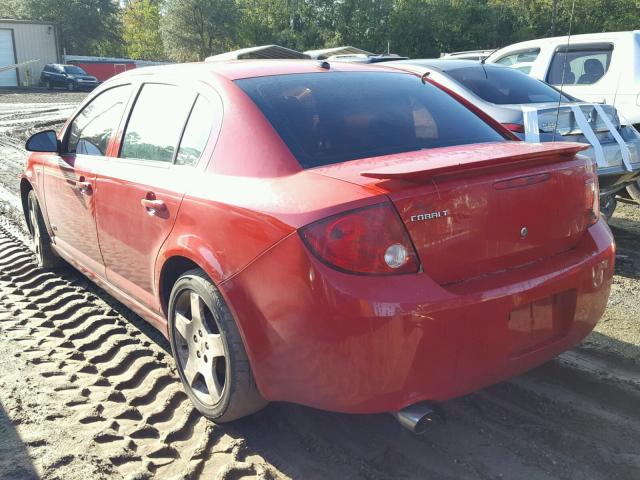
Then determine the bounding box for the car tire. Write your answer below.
[27,190,64,269]
[600,195,617,221]
[167,268,267,422]
[626,181,640,203]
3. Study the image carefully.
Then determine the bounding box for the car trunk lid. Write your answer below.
[314,141,593,285]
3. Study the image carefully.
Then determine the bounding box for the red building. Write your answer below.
[63,55,169,82]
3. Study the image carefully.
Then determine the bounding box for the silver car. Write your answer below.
[388,59,640,218]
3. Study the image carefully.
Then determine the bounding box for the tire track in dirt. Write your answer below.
[1,214,640,479]
[0,219,284,479]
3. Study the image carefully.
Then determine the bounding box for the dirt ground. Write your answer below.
[0,89,639,480]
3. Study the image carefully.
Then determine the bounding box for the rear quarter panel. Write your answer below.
[156,171,379,296]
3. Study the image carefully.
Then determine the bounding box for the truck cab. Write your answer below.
[486,31,640,127]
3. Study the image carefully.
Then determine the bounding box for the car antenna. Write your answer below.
[421,71,430,84]
[552,0,576,142]
[480,47,499,64]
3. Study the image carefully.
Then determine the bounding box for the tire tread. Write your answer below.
[168,268,266,422]
[27,190,64,269]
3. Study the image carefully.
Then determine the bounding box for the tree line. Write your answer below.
[1,0,639,62]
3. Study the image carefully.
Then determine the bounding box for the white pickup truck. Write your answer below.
[485,31,640,127]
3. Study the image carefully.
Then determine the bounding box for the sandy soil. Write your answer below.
[0,90,639,480]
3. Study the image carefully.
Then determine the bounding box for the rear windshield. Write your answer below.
[236,72,505,168]
[447,66,574,105]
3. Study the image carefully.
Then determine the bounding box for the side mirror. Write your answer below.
[25,130,59,153]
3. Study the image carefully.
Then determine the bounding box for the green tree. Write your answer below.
[161,0,240,61]
[237,0,343,52]
[123,0,165,60]
[0,0,25,18]
[5,0,640,63]
[336,0,394,54]
[237,0,301,49]
[20,0,123,56]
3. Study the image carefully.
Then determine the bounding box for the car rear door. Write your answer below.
[52,65,66,87]
[95,81,220,312]
[42,84,133,275]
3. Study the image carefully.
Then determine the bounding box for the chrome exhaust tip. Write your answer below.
[392,402,437,434]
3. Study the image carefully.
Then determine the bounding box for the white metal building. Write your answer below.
[0,19,59,87]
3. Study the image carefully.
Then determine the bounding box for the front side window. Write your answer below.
[64,65,87,75]
[120,84,195,162]
[447,65,574,105]
[546,45,613,85]
[495,49,540,66]
[175,95,217,166]
[66,85,132,156]
[236,72,506,168]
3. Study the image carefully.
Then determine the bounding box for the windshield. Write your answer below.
[63,66,88,75]
[236,72,506,168]
[447,65,574,105]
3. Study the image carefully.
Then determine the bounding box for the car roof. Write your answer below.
[111,59,405,82]
[493,30,640,51]
[393,58,507,72]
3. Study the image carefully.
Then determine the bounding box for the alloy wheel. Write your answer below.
[173,290,227,406]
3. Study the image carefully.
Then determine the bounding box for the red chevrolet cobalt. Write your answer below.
[21,60,614,432]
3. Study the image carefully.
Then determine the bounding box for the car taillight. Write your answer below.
[300,203,420,275]
[584,157,600,225]
[502,123,525,133]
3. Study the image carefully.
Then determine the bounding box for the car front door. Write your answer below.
[42,84,133,276]
[95,82,218,312]
[52,65,66,87]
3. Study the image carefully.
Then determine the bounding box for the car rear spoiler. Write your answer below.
[360,143,587,181]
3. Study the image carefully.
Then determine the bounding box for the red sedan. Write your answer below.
[21,60,614,432]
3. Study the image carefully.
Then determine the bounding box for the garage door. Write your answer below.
[0,29,18,87]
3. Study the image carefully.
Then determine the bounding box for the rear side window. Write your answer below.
[236,72,505,168]
[176,95,216,166]
[66,85,132,156]
[546,44,613,85]
[121,84,195,162]
[447,65,574,105]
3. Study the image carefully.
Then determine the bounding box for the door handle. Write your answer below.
[141,196,166,215]
[75,177,92,194]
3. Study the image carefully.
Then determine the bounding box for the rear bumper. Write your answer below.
[222,219,615,414]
